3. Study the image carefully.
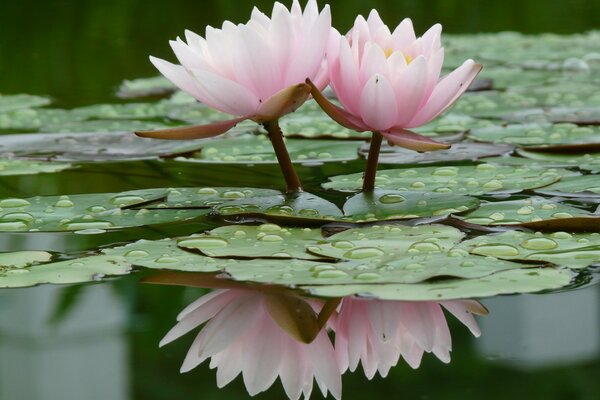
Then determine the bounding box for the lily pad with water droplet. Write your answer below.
[0,255,131,288]
[459,197,592,226]
[0,108,84,132]
[458,230,600,268]
[535,175,600,197]
[364,142,514,165]
[323,164,571,195]
[303,267,573,301]
[516,149,600,173]
[0,251,52,269]
[0,158,72,176]
[175,134,363,164]
[0,94,51,113]
[342,190,479,222]
[0,189,209,232]
[469,123,600,146]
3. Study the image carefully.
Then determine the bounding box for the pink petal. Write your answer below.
[400,303,436,352]
[359,74,399,131]
[176,289,227,321]
[423,47,445,102]
[366,9,386,33]
[407,59,483,127]
[279,344,306,400]
[392,55,429,126]
[306,330,342,400]
[190,67,260,116]
[330,37,362,115]
[149,56,210,104]
[421,23,442,57]
[441,301,482,337]
[392,18,416,50]
[213,341,244,387]
[359,43,389,85]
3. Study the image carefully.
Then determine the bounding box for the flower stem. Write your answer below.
[362,131,383,192]
[263,119,303,193]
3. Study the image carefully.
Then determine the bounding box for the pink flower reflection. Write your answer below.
[333,298,484,379]
[160,289,341,400]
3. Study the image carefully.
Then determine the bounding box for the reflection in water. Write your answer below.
[0,284,129,400]
[160,287,485,400]
[478,285,600,367]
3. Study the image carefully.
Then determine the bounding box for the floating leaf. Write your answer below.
[303,267,572,301]
[535,175,600,197]
[0,158,71,176]
[0,94,51,113]
[323,164,570,195]
[0,108,83,132]
[0,251,52,268]
[117,76,177,98]
[342,190,479,222]
[175,134,363,164]
[42,119,172,133]
[459,197,592,226]
[504,107,600,124]
[458,230,600,268]
[517,149,600,173]
[469,123,600,146]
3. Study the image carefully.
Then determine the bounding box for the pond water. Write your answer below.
[1,1,600,400]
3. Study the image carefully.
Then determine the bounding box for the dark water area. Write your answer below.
[1,0,599,106]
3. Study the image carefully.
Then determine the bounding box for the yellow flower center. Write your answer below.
[384,47,413,64]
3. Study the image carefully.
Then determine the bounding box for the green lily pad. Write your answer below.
[0,251,52,268]
[177,224,325,260]
[535,175,600,197]
[517,149,600,173]
[412,113,496,136]
[71,102,175,120]
[117,76,177,98]
[0,158,72,176]
[0,255,131,288]
[41,119,173,133]
[367,142,514,165]
[175,134,363,164]
[0,189,209,232]
[323,164,570,195]
[0,132,207,162]
[504,107,600,124]
[303,267,573,301]
[459,197,592,226]
[458,230,600,268]
[469,123,600,146]
[0,108,83,132]
[342,190,479,222]
[0,94,51,113]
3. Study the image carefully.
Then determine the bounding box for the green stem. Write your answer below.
[263,119,303,193]
[362,131,383,192]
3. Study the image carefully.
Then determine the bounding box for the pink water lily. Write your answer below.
[333,298,486,378]
[308,10,482,191]
[160,289,342,400]
[136,0,335,192]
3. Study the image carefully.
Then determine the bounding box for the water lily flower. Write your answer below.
[307,10,482,191]
[332,297,486,378]
[160,288,342,400]
[135,0,334,192]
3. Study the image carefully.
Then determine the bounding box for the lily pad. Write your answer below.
[41,119,172,133]
[116,76,177,98]
[342,190,479,222]
[0,132,208,162]
[0,108,83,132]
[459,197,592,226]
[458,230,600,268]
[535,175,600,197]
[0,251,52,268]
[303,267,573,301]
[0,255,131,288]
[0,158,72,176]
[0,189,209,232]
[0,94,51,113]
[516,149,600,173]
[366,142,514,165]
[504,107,600,125]
[469,123,600,146]
[175,134,363,164]
[323,164,570,195]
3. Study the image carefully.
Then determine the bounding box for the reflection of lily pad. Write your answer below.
[0,158,72,176]
[176,134,363,164]
[458,230,600,268]
[303,267,572,301]
[459,197,592,226]
[323,164,570,195]
[469,123,600,146]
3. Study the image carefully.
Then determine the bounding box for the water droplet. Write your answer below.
[234,230,246,238]
[154,256,179,264]
[332,241,355,249]
[298,208,319,217]
[197,187,218,195]
[55,199,74,207]
[489,212,505,221]
[87,205,106,213]
[221,190,245,199]
[64,221,114,230]
[5,269,29,275]
[552,212,573,219]
[110,195,145,206]
[517,206,534,215]
[355,272,381,281]
[379,194,405,204]
[343,247,385,259]
[411,181,426,189]
[310,264,336,272]
[0,198,30,208]
[482,180,503,190]
[258,223,282,233]
[433,167,458,176]
[551,232,572,239]
[0,212,34,222]
[461,261,476,268]
[124,249,150,257]
[315,269,349,279]
[472,244,520,257]
[520,237,558,250]
[259,234,283,242]
[178,237,229,249]
[408,241,441,252]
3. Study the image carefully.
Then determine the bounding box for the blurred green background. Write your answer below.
[0,0,599,106]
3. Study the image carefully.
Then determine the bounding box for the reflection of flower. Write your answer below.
[147,0,332,128]
[161,289,341,400]
[332,298,483,378]
[309,10,482,151]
